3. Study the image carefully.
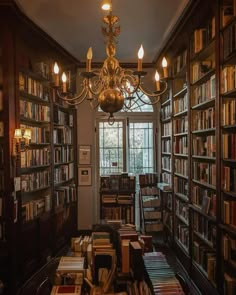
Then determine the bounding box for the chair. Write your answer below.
[36,277,52,295]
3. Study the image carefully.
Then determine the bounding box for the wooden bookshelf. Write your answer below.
[0,2,78,293]
[157,0,236,293]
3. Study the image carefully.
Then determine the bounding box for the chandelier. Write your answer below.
[53,0,168,124]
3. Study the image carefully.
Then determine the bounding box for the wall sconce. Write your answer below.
[12,128,31,158]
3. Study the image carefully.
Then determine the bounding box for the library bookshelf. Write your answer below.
[0,2,79,294]
[157,0,236,294]
[139,173,162,234]
[100,174,136,224]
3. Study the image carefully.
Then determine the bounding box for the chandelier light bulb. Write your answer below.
[53,62,59,74]
[62,72,67,93]
[86,47,93,72]
[101,0,112,11]
[155,71,160,91]
[137,45,144,71]
[162,57,168,78]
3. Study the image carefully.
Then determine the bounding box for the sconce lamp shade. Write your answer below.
[23,128,31,140]
[14,128,22,140]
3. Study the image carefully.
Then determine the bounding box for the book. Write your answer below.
[51,285,81,295]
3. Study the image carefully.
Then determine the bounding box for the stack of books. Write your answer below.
[143,252,185,294]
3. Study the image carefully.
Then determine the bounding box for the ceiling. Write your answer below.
[15,0,189,64]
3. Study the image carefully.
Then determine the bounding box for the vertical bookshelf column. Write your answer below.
[190,18,217,288]
[220,3,236,292]
[172,49,190,259]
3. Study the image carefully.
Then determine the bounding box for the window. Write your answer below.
[98,118,156,176]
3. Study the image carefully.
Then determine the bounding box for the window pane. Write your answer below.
[99,121,123,175]
[129,122,154,174]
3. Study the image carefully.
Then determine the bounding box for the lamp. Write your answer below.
[12,128,31,158]
[53,1,169,124]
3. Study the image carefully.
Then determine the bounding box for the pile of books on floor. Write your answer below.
[143,252,185,294]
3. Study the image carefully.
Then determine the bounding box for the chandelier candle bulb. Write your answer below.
[155,71,160,91]
[86,47,93,72]
[62,72,67,93]
[137,45,144,71]
[53,62,60,86]
[162,57,168,78]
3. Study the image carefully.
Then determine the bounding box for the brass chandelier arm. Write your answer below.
[138,79,168,102]
[56,87,88,105]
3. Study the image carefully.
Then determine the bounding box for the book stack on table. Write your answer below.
[143,252,185,294]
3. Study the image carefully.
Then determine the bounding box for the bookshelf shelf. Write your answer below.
[174,172,188,180]
[161,135,171,139]
[22,185,51,194]
[191,98,215,110]
[174,153,188,158]
[162,152,171,156]
[191,69,216,86]
[161,98,171,107]
[189,204,216,221]
[161,117,172,123]
[162,168,172,173]
[176,213,188,226]
[192,179,216,190]
[173,109,188,117]
[190,38,215,62]
[173,132,188,137]
[175,192,189,202]
[173,86,187,98]
[192,155,216,161]
[194,231,214,249]
[175,239,189,256]
[222,190,236,198]
[192,128,216,135]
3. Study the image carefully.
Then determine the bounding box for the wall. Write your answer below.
[76,67,160,230]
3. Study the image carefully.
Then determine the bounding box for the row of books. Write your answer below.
[54,185,77,207]
[21,147,50,168]
[222,234,236,267]
[163,193,172,210]
[21,124,50,144]
[173,92,188,115]
[21,170,50,192]
[161,172,172,188]
[193,212,217,245]
[223,133,236,159]
[54,146,74,164]
[174,177,188,197]
[223,21,236,59]
[192,17,215,55]
[223,200,236,227]
[22,195,51,222]
[19,72,50,101]
[143,252,185,294]
[162,122,172,137]
[144,210,161,220]
[140,186,158,196]
[54,107,74,127]
[191,59,214,83]
[139,173,158,187]
[192,74,216,106]
[145,222,163,232]
[162,138,171,153]
[193,162,216,186]
[222,3,236,27]
[221,66,236,94]
[193,240,216,283]
[192,107,215,131]
[142,196,161,208]
[192,135,216,158]
[222,99,236,126]
[101,194,133,205]
[174,158,188,177]
[20,99,50,122]
[176,224,189,252]
[54,163,74,184]
[160,104,172,121]
[222,166,236,192]
[176,199,189,223]
[192,186,216,217]
[174,135,188,155]
[100,174,136,192]
[162,156,171,171]
[173,116,188,134]
[53,127,73,145]
[101,206,134,224]
[172,49,187,76]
